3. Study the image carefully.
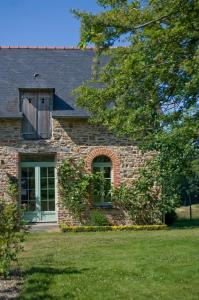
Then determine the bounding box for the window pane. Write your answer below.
[21,168,28,178]
[104,167,111,178]
[104,180,112,202]
[41,178,48,189]
[48,178,54,189]
[49,189,55,200]
[21,178,28,189]
[21,190,28,201]
[22,203,29,211]
[28,168,35,178]
[41,201,48,211]
[93,195,102,203]
[48,167,54,178]
[93,167,101,174]
[29,201,36,211]
[93,156,111,163]
[29,190,35,200]
[41,167,47,178]
[29,177,35,189]
[21,199,28,205]
[49,201,55,211]
[41,189,48,200]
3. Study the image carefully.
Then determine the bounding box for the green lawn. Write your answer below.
[18,229,199,300]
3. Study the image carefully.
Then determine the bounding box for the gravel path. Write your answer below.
[0,277,22,300]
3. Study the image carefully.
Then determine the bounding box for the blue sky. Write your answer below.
[0,0,103,46]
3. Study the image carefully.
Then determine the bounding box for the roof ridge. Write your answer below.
[0,46,94,50]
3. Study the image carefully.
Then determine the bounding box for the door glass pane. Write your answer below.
[41,167,47,178]
[29,201,36,211]
[29,190,35,200]
[21,168,28,178]
[49,201,55,211]
[29,177,35,189]
[21,190,28,201]
[48,167,54,177]
[28,167,35,178]
[21,167,36,212]
[40,167,55,212]
[49,189,55,200]
[41,178,48,189]
[48,178,54,188]
[41,189,48,200]
[21,178,28,189]
[41,201,48,211]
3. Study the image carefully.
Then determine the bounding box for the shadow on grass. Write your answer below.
[171,218,199,229]
[17,266,90,300]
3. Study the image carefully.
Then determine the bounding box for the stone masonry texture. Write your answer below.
[0,118,153,225]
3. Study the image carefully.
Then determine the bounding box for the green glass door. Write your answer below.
[21,162,56,222]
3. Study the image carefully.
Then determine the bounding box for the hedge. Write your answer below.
[60,224,167,232]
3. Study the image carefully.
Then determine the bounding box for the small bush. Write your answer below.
[60,224,167,232]
[89,210,110,226]
[112,183,162,225]
[0,198,26,278]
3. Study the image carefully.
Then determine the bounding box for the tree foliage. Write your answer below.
[73,0,199,213]
[73,0,198,141]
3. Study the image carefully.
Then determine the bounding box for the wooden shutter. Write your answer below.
[38,94,51,139]
[22,93,37,139]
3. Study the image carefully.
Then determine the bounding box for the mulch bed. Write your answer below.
[0,274,22,300]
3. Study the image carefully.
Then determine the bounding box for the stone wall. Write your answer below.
[0,118,153,225]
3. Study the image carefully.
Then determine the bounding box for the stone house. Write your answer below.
[0,46,151,225]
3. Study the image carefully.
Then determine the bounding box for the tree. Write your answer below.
[72,0,199,215]
[73,0,198,141]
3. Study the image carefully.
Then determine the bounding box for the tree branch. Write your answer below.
[133,14,171,30]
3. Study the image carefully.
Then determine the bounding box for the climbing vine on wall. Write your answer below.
[58,159,92,220]
[58,158,105,221]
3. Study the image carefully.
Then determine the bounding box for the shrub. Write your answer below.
[60,224,167,232]
[89,210,110,226]
[111,182,162,225]
[0,198,26,278]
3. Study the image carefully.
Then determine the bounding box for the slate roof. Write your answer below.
[0,46,96,118]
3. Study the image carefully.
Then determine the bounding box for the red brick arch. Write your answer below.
[85,148,120,187]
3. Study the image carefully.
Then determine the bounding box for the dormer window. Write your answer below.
[20,89,54,140]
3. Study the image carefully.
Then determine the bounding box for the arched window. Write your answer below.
[92,155,112,206]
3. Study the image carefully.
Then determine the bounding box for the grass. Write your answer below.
[17,229,199,300]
